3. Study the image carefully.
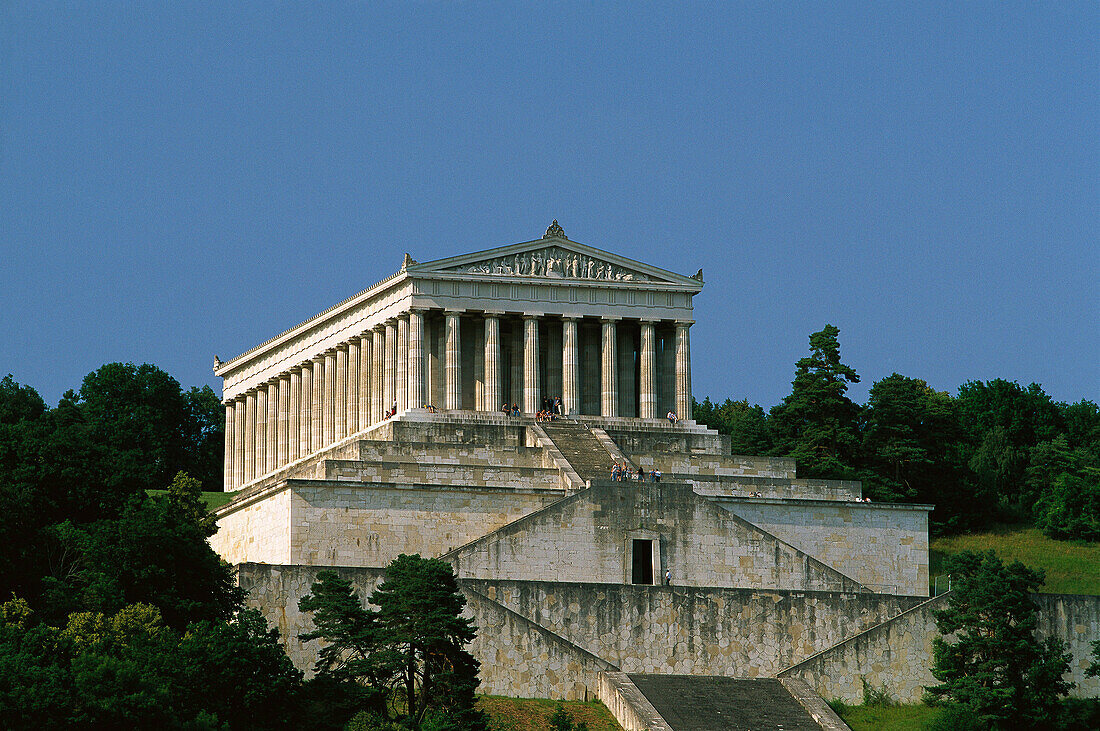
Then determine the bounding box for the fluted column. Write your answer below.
[334,345,347,441]
[674,322,692,420]
[444,311,462,410]
[299,364,313,455]
[408,310,425,409]
[396,315,409,413]
[277,374,290,466]
[223,401,235,490]
[310,356,324,451]
[561,318,578,417]
[384,319,397,415]
[510,325,523,407]
[289,369,301,461]
[523,316,540,414]
[323,350,337,444]
[601,319,618,417]
[639,321,657,419]
[233,396,245,488]
[265,381,277,473]
[243,391,255,483]
[483,314,501,411]
[255,387,267,476]
[347,338,360,434]
[358,334,372,428]
[371,326,385,422]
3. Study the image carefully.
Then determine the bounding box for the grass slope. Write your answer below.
[146,489,237,511]
[930,525,1100,595]
[837,704,941,731]
[478,696,623,731]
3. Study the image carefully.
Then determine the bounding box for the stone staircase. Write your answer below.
[538,420,622,483]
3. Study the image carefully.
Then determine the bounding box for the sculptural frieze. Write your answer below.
[444,246,650,281]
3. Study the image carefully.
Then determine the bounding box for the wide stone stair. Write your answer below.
[538,420,622,483]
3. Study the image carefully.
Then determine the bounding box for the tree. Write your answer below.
[300,557,488,730]
[926,551,1072,728]
[769,325,861,479]
[693,397,773,455]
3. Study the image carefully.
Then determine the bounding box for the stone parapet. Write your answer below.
[629,453,798,479]
[691,475,860,500]
[323,459,564,490]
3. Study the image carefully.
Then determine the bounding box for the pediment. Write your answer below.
[406,234,703,288]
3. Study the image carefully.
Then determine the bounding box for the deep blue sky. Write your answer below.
[2,3,1097,410]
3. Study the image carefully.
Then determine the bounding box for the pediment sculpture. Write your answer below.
[443,246,651,281]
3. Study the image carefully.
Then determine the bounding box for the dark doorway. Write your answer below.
[631,539,654,584]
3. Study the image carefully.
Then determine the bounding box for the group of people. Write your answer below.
[610,462,661,482]
[500,396,564,420]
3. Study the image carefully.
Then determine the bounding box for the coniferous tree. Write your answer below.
[769,325,861,479]
[926,551,1072,728]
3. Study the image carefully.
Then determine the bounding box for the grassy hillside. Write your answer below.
[836,703,941,730]
[477,696,623,731]
[146,490,237,511]
[930,525,1100,595]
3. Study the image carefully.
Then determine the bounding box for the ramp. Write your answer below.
[626,675,845,731]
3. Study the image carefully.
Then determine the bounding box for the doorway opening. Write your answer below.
[631,539,654,585]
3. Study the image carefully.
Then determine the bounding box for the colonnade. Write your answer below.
[223,310,692,489]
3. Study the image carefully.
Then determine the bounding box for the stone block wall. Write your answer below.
[691,475,861,501]
[322,459,564,490]
[601,425,727,456]
[629,453,797,480]
[449,482,864,593]
[287,481,562,566]
[778,593,1100,703]
[210,488,291,565]
[468,579,924,678]
[236,564,612,700]
[718,499,930,596]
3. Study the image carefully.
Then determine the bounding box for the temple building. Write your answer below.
[209,223,1097,725]
[214,221,702,491]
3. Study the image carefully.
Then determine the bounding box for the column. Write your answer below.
[660,330,675,415]
[233,396,245,488]
[323,350,337,444]
[347,338,360,434]
[483,314,501,412]
[334,345,347,441]
[278,374,290,467]
[473,319,484,410]
[675,322,692,421]
[601,319,618,417]
[255,387,267,476]
[289,369,301,461]
[299,363,313,455]
[397,315,409,412]
[371,326,385,422]
[618,327,635,418]
[310,356,324,450]
[408,309,425,409]
[384,319,397,415]
[265,381,277,473]
[223,401,235,490]
[561,318,578,417]
[358,334,372,428]
[639,321,657,419]
[243,391,255,483]
[523,316,540,414]
[444,311,462,410]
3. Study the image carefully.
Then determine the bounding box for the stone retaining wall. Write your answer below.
[778,592,1100,702]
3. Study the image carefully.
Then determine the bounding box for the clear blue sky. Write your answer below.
[2,3,1097,410]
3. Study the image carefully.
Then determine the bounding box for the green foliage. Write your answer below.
[299,557,488,731]
[0,599,302,730]
[859,677,893,707]
[692,397,773,455]
[547,705,589,731]
[769,324,861,479]
[926,551,1072,728]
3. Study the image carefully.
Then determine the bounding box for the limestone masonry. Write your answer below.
[211,224,1097,728]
